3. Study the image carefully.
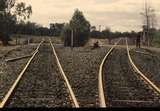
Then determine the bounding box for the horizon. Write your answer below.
[18,0,160,32]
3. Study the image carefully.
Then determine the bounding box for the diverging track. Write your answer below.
[129,46,160,92]
[99,38,160,107]
[98,39,121,107]
[126,39,160,99]
[0,40,79,108]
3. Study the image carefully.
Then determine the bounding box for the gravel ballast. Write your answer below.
[54,45,110,107]
[103,48,160,107]
[130,48,160,87]
[0,45,38,101]
[7,44,72,108]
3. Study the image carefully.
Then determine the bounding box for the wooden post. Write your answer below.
[28,37,30,45]
[16,36,18,45]
[71,30,74,47]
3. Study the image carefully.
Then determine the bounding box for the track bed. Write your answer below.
[130,48,160,88]
[103,48,160,107]
[0,45,37,101]
[6,44,72,107]
[55,45,109,107]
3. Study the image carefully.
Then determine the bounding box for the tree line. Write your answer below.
[0,0,159,47]
[90,28,140,39]
[13,22,65,36]
[12,21,140,39]
[0,0,140,47]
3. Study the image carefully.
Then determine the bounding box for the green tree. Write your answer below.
[14,2,32,23]
[0,0,32,45]
[66,9,90,47]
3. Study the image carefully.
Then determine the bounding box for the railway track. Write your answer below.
[126,39,160,95]
[54,44,111,107]
[49,39,79,107]
[99,38,160,107]
[0,44,37,62]
[0,39,79,108]
[98,39,121,107]
[130,48,160,88]
[0,42,44,101]
[0,47,20,59]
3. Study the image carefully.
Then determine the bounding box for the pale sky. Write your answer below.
[18,0,160,32]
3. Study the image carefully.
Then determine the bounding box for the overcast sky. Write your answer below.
[18,0,160,32]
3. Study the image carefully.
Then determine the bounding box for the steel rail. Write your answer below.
[5,55,32,62]
[98,39,121,108]
[0,41,43,108]
[0,44,35,59]
[132,50,154,56]
[0,47,20,59]
[49,39,79,108]
[126,38,160,95]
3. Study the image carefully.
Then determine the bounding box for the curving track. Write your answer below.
[126,39,160,95]
[99,38,160,107]
[130,48,160,89]
[98,39,121,107]
[54,45,111,107]
[1,37,160,108]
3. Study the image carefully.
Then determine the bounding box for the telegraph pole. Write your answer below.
[141,0,150,46]
[145,0,150,46]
